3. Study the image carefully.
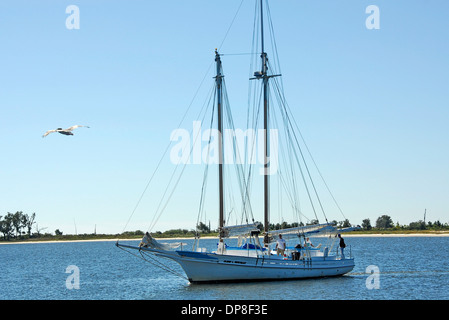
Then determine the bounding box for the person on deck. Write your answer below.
[276,234,286,256]
[305,237,315,247]
[338,234,346,259]
[305,237,322,249]
[294,243,302,260]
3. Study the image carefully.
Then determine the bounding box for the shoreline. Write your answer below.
[1,232,449,245]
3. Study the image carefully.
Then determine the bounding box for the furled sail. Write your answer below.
[220,223,261,238]
[139,232,186,250]
[269,223,336,242]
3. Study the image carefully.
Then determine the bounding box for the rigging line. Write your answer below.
[223,113,244,223]
[221,85,246,225]
[218,0,245,51]
[130,1,253,236]
[271,76,329,223]
[271,79,328,214]
[221,82,243,226]
[274,79,347,221]
[248,0,259,131]
[271,77,309,225]
[122,0,244,236]
[148,153,198,233]
[275,160,311,222]
[195,92,217,232]
[116,245,188,280]
[266,2,283,87]
[240,86,262,224]
[139,251,188,280]
[273,98,301,220]
[259,1,324,224]
[271,106,304,223]
[149,85,215,232]
[270,108,311,223]
[229,63,263,226]
[120,61,214,237]
[271,88,320,223]
[195,140,211,232]
[221,53,258,56]
[147,83,214,231]
[147,84,216,233]
[195,155,210,231]
[222,80,256,224]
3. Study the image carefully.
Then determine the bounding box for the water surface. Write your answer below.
[1,237,448,300]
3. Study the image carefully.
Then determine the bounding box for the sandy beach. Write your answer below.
[1,232,449,245]
[0,238,123,245]
[343,232,449,237]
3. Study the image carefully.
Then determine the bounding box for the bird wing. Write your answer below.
[42,129,57,138]
[66,125,89,131]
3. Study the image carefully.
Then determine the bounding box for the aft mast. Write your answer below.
[215,49,225,244]
[261,0,270,247]
[250,0,282,247]
[252,0,271,247]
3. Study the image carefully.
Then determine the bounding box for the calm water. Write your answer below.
[1,237,448,300]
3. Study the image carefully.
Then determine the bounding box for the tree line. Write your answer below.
[2,211,448,242]
[0,211,37,240]
[361,214,449,231]
[161,215,449,236]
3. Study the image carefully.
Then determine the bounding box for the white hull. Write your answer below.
[123,244,354,283]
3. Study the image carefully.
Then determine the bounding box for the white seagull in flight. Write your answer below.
[42,125,90,138]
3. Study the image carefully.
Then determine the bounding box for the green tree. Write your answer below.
[12,211,23,238]
[0,213,14,240]
[24,213,36,237]
[409,220,426,230]
[340,219,351,228]
[362,219,372,230]
[433,220,442,229]
[376,214,394,229]
[196,222,210,234]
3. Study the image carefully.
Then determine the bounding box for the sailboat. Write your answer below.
[117,0,358,283]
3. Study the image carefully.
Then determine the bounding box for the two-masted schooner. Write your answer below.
[117,0,357,283]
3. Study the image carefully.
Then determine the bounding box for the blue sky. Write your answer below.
[0,0,448,235]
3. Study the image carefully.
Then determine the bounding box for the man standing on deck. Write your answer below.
[338,234,346,259]
[276,234,286,256]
